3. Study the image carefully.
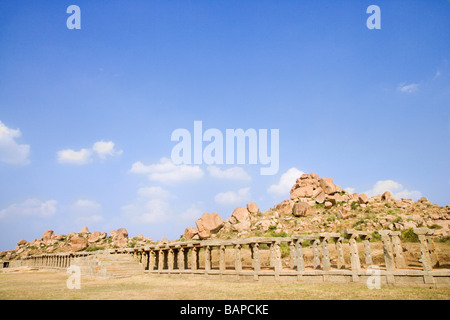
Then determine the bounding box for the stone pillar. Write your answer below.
[414,228,433,271]
[168,249,174,271]
[312,239,321,269]
[289,241,296,269]
[273,241,282,276]
[142,251,148,270]
[191,247,198,270]
[319,234,331,271]
[295,239,305,272]
[251,243,261,273]
[149,250,156,271]
[360,233,373,266]
[158,250,164,271]
[234,244,242,272]
[205,246,212,272]
[426,229,439,268]
[345,230,361,281]
[178,248,185,271]
[334,237,345,269]
[379,230,396,271]
[390,231,407,269]
[219,245,226,272]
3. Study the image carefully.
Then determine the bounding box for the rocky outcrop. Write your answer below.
[196,212,224,239]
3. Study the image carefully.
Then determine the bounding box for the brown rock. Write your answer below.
[232,220,251,233]
[275,200,294,216]
[319,178,337,194]
[70,235,88,252]
[17,240,27,246]
[232,207,250,222]
[292,202,311,217]
[80,226,90,234]
[247,202,259,214]
[88,231,106,243]
[41,230,54,244]
[290,186,314,199]
[381,191,392,201]
[196,212,224,239]
[358,193,369,204]
[324,201,333,209]
[184,227,198,240]
[315,191,326,204]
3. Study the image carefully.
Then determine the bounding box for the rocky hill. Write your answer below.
[183,173,450,241]
[2,172,449,260]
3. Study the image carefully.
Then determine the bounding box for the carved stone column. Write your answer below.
[379,230,396,271]
[319,234,331,271]
[205,246,212,272]
[414,228,433,271]
[273,241,282,277]
[191,247,198,270]
[426,229,439,268]
[359,233,373,266]
[295,239,305,272]
[312,238,321,269]
[168,249,174,271]
[251,243,261,273]
[219,245,226,272]
[234,244,242,272]
[334,237,345,269]
[178,248,185,271]
[390,231,406,269]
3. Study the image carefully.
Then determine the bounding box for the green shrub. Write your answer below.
[84,246,105,252]
[401,228,419,242]
[430,224,443,230]
[351,202,359,210]
[370,231,381,242]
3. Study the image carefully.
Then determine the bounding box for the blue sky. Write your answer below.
[0,0,449,251]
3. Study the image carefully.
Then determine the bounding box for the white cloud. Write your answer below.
[178,203,203,221]
[267,167,304,196]
[215,187,250,206]
[0,121,30,165]
[344,187,356,194]
[130,157,204,183]
[70,199,103,224]
[137,186,171,200]
[92,140,123,159]
[0,198,57,219]
[122,199,171,224]
[364,180,422,201]
[57,148,92,165]
[207,166,251,180]
[57,140,121,165]
[398,83,419,93]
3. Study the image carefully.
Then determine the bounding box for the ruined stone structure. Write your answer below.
[5,228,450,287]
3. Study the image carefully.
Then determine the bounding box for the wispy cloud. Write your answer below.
[0,120,30,165]
[0,198,57,219]
[130,157,204,183]
[267,167,304,196]
[398,83,419,94]
[215,187,250,206]
[57,140,122,165]
[207,166,251,180]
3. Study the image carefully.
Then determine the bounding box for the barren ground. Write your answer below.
[0,269,449,300]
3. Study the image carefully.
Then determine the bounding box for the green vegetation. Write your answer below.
[84,246,105,252]
[401,228,419,242]
[430,224,443,230]
[351,202,359,210]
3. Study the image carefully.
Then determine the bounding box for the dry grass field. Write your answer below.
[0,269,449,300]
